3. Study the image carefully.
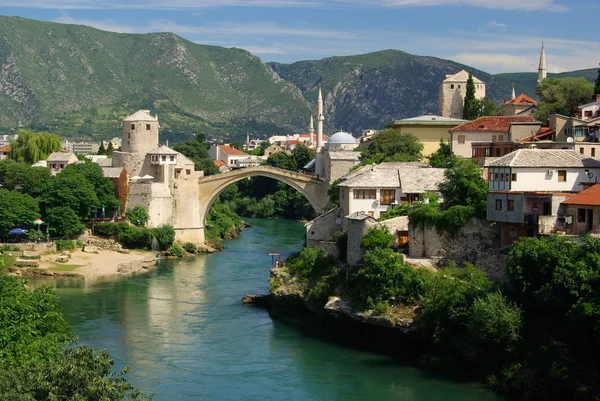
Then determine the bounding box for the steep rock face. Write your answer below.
[0,17,310,136]
[270,50,510,134]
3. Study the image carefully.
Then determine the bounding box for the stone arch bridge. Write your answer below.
[173,166,329,244]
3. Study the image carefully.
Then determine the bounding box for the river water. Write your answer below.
[45,218,506,401]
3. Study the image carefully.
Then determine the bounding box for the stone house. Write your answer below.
[46,152,78,175]
[209,144,249,166]
[553,183,600,235]
[385,114,467,157]
[485,149,600,245]
[337,163,445,220]
[264,144,285,158]
[438,70,486,119]
[449,116,539,158]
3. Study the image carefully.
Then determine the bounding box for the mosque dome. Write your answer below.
[327,131,356,144]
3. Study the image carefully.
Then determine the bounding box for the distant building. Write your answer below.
[208,144,249,166]
[62,140,99,155]
[314,131,360,182]
[501,94,538,117]
[46,152,78,175]
[85,155,112,167]
[386,114,467,156]
[264,144,285,158]
[0,134,18,147]
[438,70,485,119]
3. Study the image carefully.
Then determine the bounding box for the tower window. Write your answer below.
[170,155,174,162]
[146,124,151,130]
[128,133,130,138]
[450,84,454,89]
[458,85,461,89]
[162,156,166,162]
[131,124,135,130]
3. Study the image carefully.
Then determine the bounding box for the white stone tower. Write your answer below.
[121,110,159,154]
[317,87,324,151]
[309,115,315,145]
[438,70,485,119]
[538,42,547,85]
[511,84,516,100]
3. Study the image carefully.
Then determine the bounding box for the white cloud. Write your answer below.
[484,21,507,29]
[0,0,569,11]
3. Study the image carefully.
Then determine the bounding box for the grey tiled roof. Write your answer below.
[338,162,444,193]
[346,212,375,221]
[485,149,600,168]
[47,152,76,162]
[399,168,446,193]
[123,110,158,122]
[147,145,179,155]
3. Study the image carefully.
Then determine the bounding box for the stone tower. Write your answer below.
[317,87,324,151]
[121,110,159,154]
[538,42,547,85]
[438,70,485,119]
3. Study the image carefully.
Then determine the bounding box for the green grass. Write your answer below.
[0,254,16,268]
[49,264,84,272]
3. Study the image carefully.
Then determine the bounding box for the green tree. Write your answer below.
[172,139,218,175]
[106,141,114,157]
[359,226,394,251]
[45,206,85,237]
[438,159,487,216]
[60,162,117,210]
[328,178,343,208]
[463,70,478,120]
[534,77,594,124]
[427,139,458,168]
[0,189,39,237]
[0,160,51,197]
[8,129,62,164]
[229,141,244,150]
[126,205,149,227]
[291,143,314,171]
[98,141,106,155]
[41,173,99,221]
[360,128,423,164]
[267,152,296,171]
[474,96,500,117]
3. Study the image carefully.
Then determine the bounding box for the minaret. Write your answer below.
[309,115,315,145]
[317,87,324,151]
[511,84,516,100]
[537,42,547,85]
[245,131,249,150]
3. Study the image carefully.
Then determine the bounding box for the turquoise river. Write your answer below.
[44,218,508,401]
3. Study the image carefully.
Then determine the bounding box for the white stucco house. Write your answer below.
[209,145,250,166]
[485,149,600,245]
[337,163,445,220]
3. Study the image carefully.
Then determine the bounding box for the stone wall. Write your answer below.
[172,178,204,244]
[127,182,173,227]
[306,208,342,245]
[0,242,56,254]
[346,216,377,266]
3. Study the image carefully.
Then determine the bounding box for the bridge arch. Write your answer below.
[192,166,329,242]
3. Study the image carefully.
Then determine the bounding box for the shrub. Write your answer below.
[93,222,175,250]
[165,244,183,257]
[125,205,149,227]
[152,225,175,250]
[182,242,197,253]
[359,226,394,251]
[286,247,330,279]
[55,239,75,252]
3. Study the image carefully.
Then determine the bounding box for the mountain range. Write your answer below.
[0,16,596,142]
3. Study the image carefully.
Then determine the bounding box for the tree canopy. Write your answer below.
[8,129,62,164]
[595,63,600,99]
[427,139,458,168]
[534,77,595,124]
[0,160,51,197]
[172,137,218,176]
[0,189,40,237]
[438,159,487,216]
[360,128,423,164]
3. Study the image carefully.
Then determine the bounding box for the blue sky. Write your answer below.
[1,0,598,74]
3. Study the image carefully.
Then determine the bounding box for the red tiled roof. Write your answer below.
[299,133,311,138]
[213,160,226,167]
[562,184,600,206]
[505,94,538,105]
[450,116,535,132]
[0,145,10,153]
[287,140,300,145]
[218,145,248,156]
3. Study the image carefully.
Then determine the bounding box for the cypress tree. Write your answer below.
[106,141,114,156]
[463,70,478,120]
[97,141,106,155]
[594,63,600,100]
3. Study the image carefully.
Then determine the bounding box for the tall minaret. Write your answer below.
[511,84,516,100]
[537,42,547,85]
[317,87,324,151]
[309,115,315,145]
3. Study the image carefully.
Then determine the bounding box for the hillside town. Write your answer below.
[1,14,600,400]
